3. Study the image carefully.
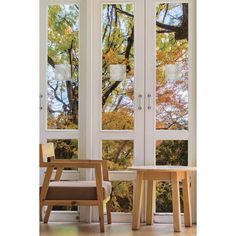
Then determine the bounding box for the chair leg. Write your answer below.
[98,204,105,232]
[106,200,112,224]
[40,204,43,222]
[44,206,53,224]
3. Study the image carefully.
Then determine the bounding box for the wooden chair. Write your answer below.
[39,143,112,232]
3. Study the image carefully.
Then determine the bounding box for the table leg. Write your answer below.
[182,172,192,227]
[171,172,181,232]
[132,171,144,230]
[146,180,155,225]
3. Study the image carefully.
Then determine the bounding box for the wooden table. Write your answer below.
[129,166,197,232]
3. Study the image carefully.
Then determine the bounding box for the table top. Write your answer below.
[128,165,197,172]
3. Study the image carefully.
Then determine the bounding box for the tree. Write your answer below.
[47,5,79,129]
[156,140,188,166]
[110,181,133,212]
[102,4,135,130]
[156,3,188,40]
[156,3,189,130]
[156,140,188,212]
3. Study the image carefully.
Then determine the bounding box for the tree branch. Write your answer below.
[48,81,69,108]
[48,56,55,68]
[114,6,134,18]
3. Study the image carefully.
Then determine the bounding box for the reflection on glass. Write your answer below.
[47,139,78,211]
[156,140,188,213]
[156,3,188,130]
[102,4,135,130]
[111,181,133,212]
[102,140,134,170]
[47,4,79,129]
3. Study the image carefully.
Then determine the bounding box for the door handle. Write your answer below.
[40,94,43,110]
[138,94,142,110]
[147,93,151,110]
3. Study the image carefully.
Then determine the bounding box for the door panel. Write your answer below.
[92,0,145,170]
[92,0,145,220]
[145,0,196,221]
[40,0,87,221]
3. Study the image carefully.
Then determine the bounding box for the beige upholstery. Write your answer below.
[44,181,111,200]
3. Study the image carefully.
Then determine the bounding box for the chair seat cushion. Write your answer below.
[45,181,111,200]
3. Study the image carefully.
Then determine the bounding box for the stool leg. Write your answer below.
[171,172,181,232]
[132,171,144,230]
[146,180,155,225]
[183,172,192,227]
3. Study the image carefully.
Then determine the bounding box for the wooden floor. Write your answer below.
[40,223,196,236]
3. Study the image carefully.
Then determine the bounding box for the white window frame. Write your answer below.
[40,0,93,222]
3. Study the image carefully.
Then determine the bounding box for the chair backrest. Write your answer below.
[102,160,109,181]
[40,143,55,167]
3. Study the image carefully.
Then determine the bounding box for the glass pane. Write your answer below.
[111,181,133,212]
[156,3,188,130]
[47,4,79,129]
[156,182,184,213]
[102,140,134,170]
[47,139,78,160]
[102,4,135,130]
[156,140,188,213]
[156,140,188,166]
[47,139,78,211]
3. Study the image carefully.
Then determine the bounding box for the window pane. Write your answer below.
[156,182,184,213]
[47,139,78,160]
[156,140,188,213]
[111,181,133,213]
[156,140,188,166]
[156,3,188,130]
[47,139,78,170]
[47,4,79,129]
[102,140,134,170]
[102,4,135,130]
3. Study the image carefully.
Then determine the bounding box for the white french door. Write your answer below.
[145,0,196,222]
[40,0,196,223]
[92,0,145,222]
[40,0,91,221]
[92,0,196,223]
